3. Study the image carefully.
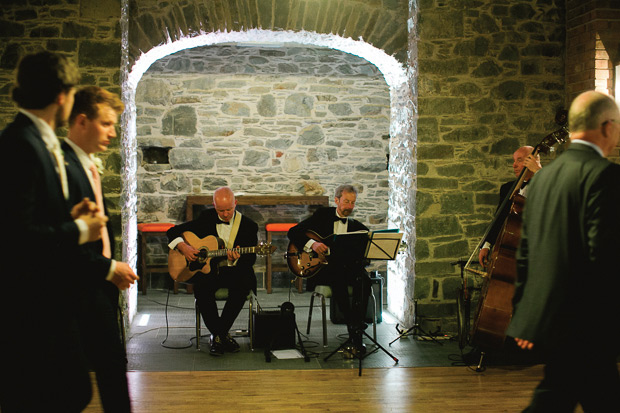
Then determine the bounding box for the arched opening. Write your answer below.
[120,29,414,324]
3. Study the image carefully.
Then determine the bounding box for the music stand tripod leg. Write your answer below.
[388,322,443,346]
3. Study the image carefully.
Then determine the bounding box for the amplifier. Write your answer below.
[251,309,296,349]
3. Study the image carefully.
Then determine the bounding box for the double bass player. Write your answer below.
[478,146,542,268]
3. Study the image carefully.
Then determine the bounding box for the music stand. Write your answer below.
[324,231,400,376]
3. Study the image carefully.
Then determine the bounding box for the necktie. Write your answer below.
[219,220,230,225]
[89,164,112,258]
[334,216,347,224]
[51,147,69,200]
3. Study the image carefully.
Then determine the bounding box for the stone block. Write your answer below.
[418,10,464,39]
[62,21,95,38]
[491,81,525,100]
[242,149,270,167]
[472,60,502,77]
[0,20,25,37]
[419,97,466,115]
[433,240,469,259]
[78,40,121,67]
[161,106,197,136]
[168,148,214,170]
[80,0,120,19]
[442,125,490,142]
[472,14,499,34]
[284,93,314,116]
[417,144,454,160]
[420,58,468,76]
[490,137,520,155]
[417,215,461,237]
[441,276,463,300]
[297,125,324,145]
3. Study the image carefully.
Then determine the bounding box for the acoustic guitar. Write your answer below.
[168,231,276,282]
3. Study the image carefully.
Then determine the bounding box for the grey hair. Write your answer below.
[335,184,357,198]
[569,92,619,133]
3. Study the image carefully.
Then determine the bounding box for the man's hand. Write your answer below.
[71,198,99,219]
[227,247,240,262]
[311,241,328,254]
[514,337,534,350]
[79,213,108,243]
[177,242,199,261]
[110,261,139,290]
[478,247,490,267]
[523,154,542,174]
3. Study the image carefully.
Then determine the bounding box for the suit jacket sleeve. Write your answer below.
[287,207,335,249]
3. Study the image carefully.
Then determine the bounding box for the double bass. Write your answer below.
[464,116,569,350]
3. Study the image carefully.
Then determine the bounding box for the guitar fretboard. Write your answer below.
[206,246,259,258]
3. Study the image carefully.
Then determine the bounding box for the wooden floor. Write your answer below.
[81,364,586,412]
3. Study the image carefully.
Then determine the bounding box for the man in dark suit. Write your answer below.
[288,184,371,355]
[0,52,108,412]
[64,86,139,412]
[167,187,258,356]
[506,90,620,411]
[478,146,541,267]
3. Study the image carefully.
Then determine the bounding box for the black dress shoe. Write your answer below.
[352,342,367,356]
[222,333,240,353]
[209,335,224,356]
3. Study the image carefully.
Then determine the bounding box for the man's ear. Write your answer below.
[75,113,88,127]
[55,91,66,106]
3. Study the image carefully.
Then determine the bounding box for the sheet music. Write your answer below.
[365,231,402,260]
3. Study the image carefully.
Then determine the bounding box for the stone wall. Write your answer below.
[135,45,390,226]
[6,0,620,334]
[0,0,124,252]
[414,0,567,330]
[134,44,391,285]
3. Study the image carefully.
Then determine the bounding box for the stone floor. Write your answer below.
[126,278,539,373]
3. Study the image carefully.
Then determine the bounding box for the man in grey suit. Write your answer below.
[507,90,620,412]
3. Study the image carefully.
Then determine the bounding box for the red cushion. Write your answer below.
[265,223,297,232]
[137,223,175,232]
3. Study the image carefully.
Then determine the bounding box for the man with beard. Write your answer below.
[288,184,371,355]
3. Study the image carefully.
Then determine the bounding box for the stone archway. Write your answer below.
[120,2,416,324]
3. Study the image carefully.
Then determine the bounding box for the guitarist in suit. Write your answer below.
[167,187,258,356]
[507,91,620,411]
[478,146,542,267]
[64,86,139,412]
[0,52,108,412]
[287,184,371,355]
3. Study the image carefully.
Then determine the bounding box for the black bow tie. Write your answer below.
[334,216,347,224]
[219,220,230,225]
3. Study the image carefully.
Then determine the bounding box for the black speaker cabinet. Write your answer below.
[251,310,296,349]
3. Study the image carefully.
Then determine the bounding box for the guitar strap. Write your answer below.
[227,211,242,249]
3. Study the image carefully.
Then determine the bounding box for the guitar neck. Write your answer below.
[207,246,258,258]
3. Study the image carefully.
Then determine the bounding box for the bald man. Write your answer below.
[507,91,620,411]
[478,146,542,267]
[167,187,258,356]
